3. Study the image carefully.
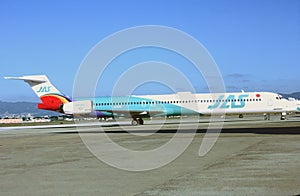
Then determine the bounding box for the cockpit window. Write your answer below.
[277,94,287,100]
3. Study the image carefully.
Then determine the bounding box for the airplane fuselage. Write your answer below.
[6,75,300,125]
[86,91,297,117]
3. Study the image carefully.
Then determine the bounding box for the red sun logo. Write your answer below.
[256,94,261,97]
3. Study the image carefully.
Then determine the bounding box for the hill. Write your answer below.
[0,101,58,117]
[281,92,300,99]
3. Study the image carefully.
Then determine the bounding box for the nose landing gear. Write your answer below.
[280,112,286,120]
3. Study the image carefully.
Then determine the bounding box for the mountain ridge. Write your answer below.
[0,101,58,117]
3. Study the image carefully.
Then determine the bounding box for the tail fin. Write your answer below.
[5,75,71,112]
[5,75,62,97]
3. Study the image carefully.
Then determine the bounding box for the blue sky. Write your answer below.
[0,0,299,102]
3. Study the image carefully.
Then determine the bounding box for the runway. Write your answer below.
[1,115,300,134]
[0,116,300,195]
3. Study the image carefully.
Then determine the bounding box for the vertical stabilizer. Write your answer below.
[4,75,62,97]
[5,75,71,112]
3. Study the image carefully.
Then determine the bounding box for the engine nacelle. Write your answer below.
[62,100,93,115]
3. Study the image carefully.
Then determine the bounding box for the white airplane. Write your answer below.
[5,75,300,125]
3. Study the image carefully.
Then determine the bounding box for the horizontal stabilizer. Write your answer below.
[4,75,47,83]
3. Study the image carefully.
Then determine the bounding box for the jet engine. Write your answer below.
[62,100,93,115]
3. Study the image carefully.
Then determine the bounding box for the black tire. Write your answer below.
[131,119,138,126]
[280,116,286,120]
[138,118,144,125]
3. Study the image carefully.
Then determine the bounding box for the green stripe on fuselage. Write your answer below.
[88,96,198,116]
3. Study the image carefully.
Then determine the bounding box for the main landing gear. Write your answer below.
[131,118,144,125]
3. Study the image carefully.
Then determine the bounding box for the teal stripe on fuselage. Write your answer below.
[82,96,198,116]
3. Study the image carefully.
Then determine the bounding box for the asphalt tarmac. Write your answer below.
[0,115,300,195]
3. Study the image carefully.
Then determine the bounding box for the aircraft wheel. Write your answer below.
[264,113,270,120]
[131,119,138,126]
[138,118,144,125]
[131,118,144,125]
[280,116,286,120]
[281,112,287,120]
